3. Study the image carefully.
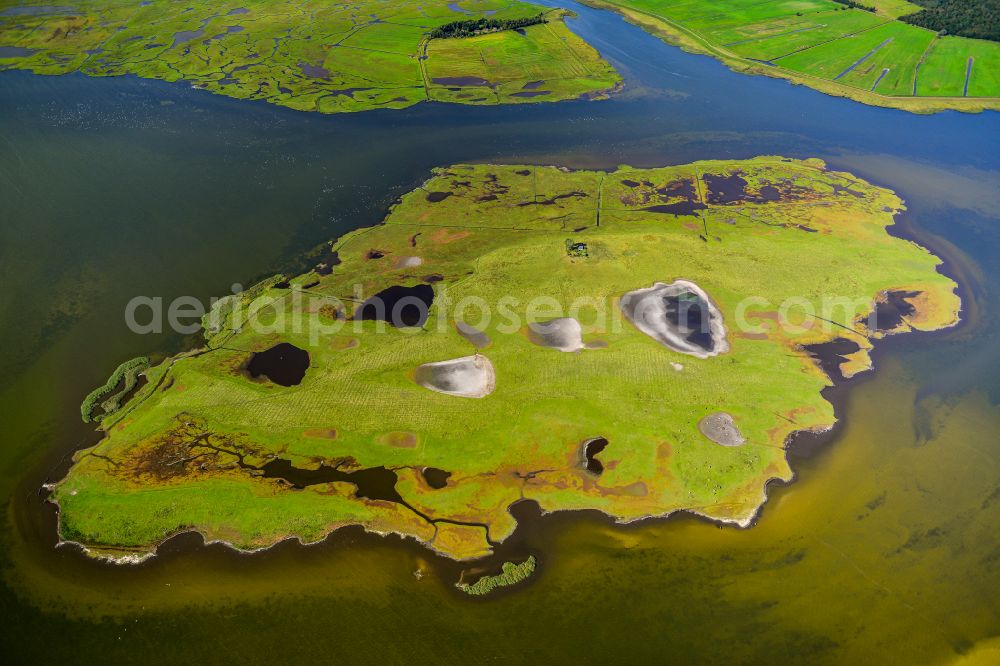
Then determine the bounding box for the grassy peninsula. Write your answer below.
[0,0,621,113]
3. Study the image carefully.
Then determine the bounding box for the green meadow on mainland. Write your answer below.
[917,35,1000,97]
[584,0,1000,111]
[425,18,619,105]
[0,0,620,113]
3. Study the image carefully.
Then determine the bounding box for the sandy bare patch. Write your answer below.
[698,412,745,446]
[456,321,491,348]
[429,229,471,244]
[303,428,338,439]
[620,280,728,358]
[394,256,423,269]
[330,337,359,350]
[415,354,495,398]
[380,431,418,448]
[527,317,584,352]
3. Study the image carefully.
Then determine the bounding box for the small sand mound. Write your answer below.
[394,256,423,269]
[414,354,495,398]
[456,321,491,348]
[527,317,584,352]
[620,280,728,358]
[698,412,745,446]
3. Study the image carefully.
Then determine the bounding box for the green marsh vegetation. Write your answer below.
[53,157,960,564]
[79,356,149,423]
[580,0,1000,111]
[423,12,620,105]
[202,274,287,338]
[0,0,621,113]
[458,556,537,595]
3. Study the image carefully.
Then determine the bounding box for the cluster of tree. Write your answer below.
[831,0,876,12]
[428,13,547,39]
[901,0,1000,42]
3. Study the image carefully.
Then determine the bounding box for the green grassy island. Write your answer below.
[581,0,1000,112]
[458,556,537,595]
[0,0,621,113]
[53,157,960,570]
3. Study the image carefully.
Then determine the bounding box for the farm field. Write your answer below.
[918,35,1000,97]
[869,0,924,18]
[724,10,889,62]
[53,157,959,568]
[583,0,1000,111]
[776,20,937,95]
[0,0,621,113]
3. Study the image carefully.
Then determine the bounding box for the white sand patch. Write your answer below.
[698,412,745,446]
[456,321,491,348]
[395,256,423,269]
[527,317,584,352]
[414,354,495,398]
[619,280,729,358]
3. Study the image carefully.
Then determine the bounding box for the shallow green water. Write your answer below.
[0,1,998,662]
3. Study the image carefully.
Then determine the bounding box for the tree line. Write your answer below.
[831,0,876,12]
[901,0,1000,42]
[428,13,547,39]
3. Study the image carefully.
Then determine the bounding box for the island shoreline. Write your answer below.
[35,158,968,596]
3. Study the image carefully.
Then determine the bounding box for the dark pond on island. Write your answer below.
[245,342,310,386]
[0,0,998,662]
